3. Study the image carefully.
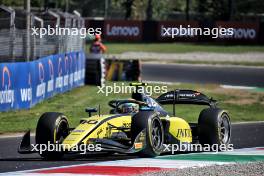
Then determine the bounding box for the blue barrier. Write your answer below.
[0,51,85,111]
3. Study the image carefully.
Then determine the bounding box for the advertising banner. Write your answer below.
[215,21,259,43]
[0,51,85,111]
[104,20,143,41]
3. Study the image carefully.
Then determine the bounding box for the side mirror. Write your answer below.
[85,107,97,117]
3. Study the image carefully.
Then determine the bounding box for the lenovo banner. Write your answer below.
[0,51,85,111]
[104,20,143,41]
[157,21,199,42]
[216,21,259,43]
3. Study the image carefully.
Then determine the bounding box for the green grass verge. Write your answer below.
[0,82,263,133]
[88,43,264,54]
[143,60,264,67]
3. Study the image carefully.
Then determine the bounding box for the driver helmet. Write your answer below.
[121,103,139,114]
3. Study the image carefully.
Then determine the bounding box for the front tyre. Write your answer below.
[35,112,69,160]
[131,111,164,157]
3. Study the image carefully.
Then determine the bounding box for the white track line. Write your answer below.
[220,85,256,90]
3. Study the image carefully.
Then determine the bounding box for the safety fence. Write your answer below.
[0,28,84,62]
[0,50,85,111]
[0,5,85,62]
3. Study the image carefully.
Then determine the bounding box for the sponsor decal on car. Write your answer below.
[134,142,143,149]
[176,129,192,138]
[72,129,85,133]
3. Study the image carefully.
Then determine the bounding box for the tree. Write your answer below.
[210,0,230,20]
[236,0,264,15]
[146,0,152,20]
[197,0,209,20]
[0,0,24,6]
[123,0,134,19]
[185,0,190,20]
[71,0,105,17]
[195,0,231,20]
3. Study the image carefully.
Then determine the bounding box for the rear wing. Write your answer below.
[156,90,217,107]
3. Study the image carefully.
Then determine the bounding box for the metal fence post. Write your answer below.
[23,0,31,61]
[10,9,15,62]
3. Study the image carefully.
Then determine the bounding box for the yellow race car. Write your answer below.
[18,83,231,159]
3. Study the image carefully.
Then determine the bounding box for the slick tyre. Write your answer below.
[198,108,231,151]
[131,111,164,157]
[35,112,69,160]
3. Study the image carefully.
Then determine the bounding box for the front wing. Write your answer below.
[18,129,147,155]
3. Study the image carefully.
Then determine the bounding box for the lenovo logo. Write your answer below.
[106,24,140,37]
[233,28,256,39]
[220,27,257,39]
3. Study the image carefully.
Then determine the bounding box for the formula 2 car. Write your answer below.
[18,83,231,159]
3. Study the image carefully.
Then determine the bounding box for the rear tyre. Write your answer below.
[131,111,164,157]
[35,112,69,160]
[198,108,231,150]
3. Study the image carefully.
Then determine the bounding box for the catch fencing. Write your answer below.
[0,5,85,62]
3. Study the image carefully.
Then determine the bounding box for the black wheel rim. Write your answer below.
[219,114,230,144]
[151,119,163,149]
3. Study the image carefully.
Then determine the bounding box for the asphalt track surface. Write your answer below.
[0,136,136,172]
[0,122,263,173]
[142,63,264,87]
[0,63,263,173]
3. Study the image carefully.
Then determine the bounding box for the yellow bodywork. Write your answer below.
[165,117,192,143]
[62,114,192,150]
[62,114,131,149]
